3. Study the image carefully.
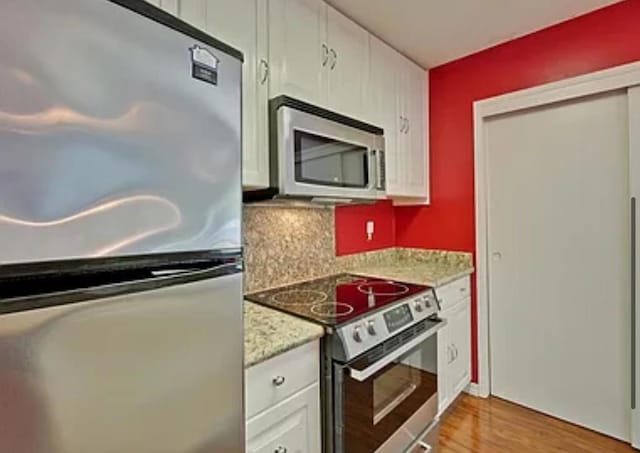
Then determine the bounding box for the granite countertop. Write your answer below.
[244,301,325,368]
[347,249,474,288]
[352,262,473,287]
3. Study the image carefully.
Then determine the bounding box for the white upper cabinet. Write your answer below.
[368,36,401,195]
[269,0,369,121]
[269,0,327,107]
[405,62,429,199]
[205,0,270,188]
[325,6,369,121]
[178,0,207,29]
[391,55,429,201]
[148,0,179,15]
[174,0,271,188]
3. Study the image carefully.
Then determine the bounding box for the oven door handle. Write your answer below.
[347,319,446,382]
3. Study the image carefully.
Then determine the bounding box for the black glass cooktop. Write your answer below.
[245,273,430,327]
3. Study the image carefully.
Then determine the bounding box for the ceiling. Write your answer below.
[325,0,624,68]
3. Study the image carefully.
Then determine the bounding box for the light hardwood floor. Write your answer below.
[440,395,636,453]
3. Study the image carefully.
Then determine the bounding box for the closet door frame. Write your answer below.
[473,61,640,416]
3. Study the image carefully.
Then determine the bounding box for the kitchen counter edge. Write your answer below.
[244,300,325,368]
[351,264,475,288]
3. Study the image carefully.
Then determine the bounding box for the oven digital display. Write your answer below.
[383,304,413,333]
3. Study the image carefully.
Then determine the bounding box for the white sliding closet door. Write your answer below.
[487,89,631,441]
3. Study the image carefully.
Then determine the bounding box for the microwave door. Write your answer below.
[293,131,372,188]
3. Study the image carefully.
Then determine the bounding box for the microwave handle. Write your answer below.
[347,319,446,382]
[375,149,386,191]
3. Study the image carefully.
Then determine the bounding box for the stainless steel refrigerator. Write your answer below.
[0,0,245,452]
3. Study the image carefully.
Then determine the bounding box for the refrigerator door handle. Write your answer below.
[633,196,637,410]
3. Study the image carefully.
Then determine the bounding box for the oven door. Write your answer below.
[333,318,444,453]
[277,106,384,200]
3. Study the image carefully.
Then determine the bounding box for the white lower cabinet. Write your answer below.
[246,341,321,453]
[247,383,320,453]
[437,277,472,414]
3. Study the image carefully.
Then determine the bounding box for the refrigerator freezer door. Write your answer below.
[0,271,244,453]
[0,0,242,265]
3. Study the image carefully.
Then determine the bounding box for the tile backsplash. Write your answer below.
[243,205,337,293]
[243,204,473,293]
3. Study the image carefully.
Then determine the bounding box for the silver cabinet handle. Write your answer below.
[322,43,329,67]
[330,48,337,70]
[632,197,637,410]
[274,447,288,453]
[259,59,269,85]
[418,441,433,452]
[400,116,406,133]
[272,376,286,387]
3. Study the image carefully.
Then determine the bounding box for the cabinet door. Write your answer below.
[326,5,369,121]
[368,36,400,196]
[269,0,327,106]
[205,0,270,188]
[146,0,179,15]
[437,325,452,414]
[247,384,321,453]
[447,299,472,400]
[404,62,428,199]
[179,0,207,29]
[393,57,411,196]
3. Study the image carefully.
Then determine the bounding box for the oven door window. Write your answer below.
[335,327,438,453]
[294,130,369,188]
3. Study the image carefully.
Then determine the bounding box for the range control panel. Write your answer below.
[335,288,438,361]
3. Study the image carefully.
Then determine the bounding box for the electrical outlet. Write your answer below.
[366,221,375,241]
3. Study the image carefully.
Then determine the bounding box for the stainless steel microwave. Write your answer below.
[246,96,385,203]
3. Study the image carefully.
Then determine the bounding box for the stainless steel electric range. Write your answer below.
[246,274,445,453]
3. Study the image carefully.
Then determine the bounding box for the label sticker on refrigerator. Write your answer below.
[189,45,219,85]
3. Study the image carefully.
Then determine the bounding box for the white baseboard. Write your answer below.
[465,383,485,397]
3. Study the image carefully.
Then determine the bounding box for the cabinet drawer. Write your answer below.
[246,340,319,419]
[246,383,321,453]
[436,276,470,310]
[407,422,440,453]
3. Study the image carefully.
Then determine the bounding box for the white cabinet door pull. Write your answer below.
[260,59,269,85]
[322,44,329,67]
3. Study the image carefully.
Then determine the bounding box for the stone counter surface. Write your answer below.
[244,301,324,368]
[348,250,474,287]
[344,248,474,287]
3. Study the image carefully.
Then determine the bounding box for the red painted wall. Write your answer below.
[335,201,395,255]
[400,0,640,382]
[335,0,640,382]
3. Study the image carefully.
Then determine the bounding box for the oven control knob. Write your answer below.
[353,325,364,343]
[424,297,433,308]
[367,320,377,335]
[414,300,424,312]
